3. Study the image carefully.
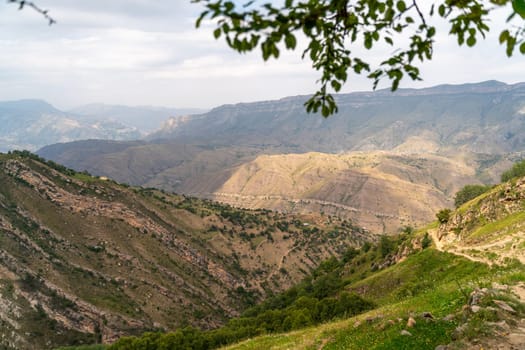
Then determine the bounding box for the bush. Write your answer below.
[378,235,395,258]
[454,184,492,207]
[421,232,432,249]
[436,209,452,224]
[501,159,525,182]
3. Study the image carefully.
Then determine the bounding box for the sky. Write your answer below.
[0,0,523,110]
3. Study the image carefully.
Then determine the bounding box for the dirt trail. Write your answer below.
[429,229,525,349]
[428,229,525,266]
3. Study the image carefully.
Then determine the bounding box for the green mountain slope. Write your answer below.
[99,173,525,350]
[0,152,369,350]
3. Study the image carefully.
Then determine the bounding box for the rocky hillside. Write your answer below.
[0,152,369,350]
[38,141,510,233]
[188,151,508,233]
[434,175,525,265]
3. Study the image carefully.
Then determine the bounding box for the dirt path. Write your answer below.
[428,229,525,265]
[429,229,525,349]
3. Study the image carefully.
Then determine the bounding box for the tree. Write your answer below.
[454,184,492,207]
[193,0,525,116]
[421,231,432,249]
[436,208,452,224]
[7,0,56,25]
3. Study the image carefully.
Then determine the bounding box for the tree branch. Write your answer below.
[7,0,56,25]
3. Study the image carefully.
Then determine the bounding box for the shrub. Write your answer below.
[501,159,525,182]
[421,232,432,249]
[454,184,492,207]
[436,209,452,224]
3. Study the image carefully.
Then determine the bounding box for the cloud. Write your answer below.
[0,1,523,109]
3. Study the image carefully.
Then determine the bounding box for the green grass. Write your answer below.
[469,210,525,241]
[55,346,107,350]
[221,248,522,350]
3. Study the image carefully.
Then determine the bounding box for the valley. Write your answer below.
[38,81,525,232]
[0,81,524,349]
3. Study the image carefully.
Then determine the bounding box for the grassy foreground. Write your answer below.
[222,249,523,350]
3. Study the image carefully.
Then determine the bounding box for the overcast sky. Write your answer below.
[0,1,523,110]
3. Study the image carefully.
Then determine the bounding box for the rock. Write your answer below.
[442,314,455,321]
[400,330,412,336]
[388,319,396,326]
[492,282,509,291]
[435,346,448,350]
[471,305,481,313]
[421,311,434,319]
[353,320,362,328]
[487,320,510,331]
[407,317,416,328]
[469,289,487,306]
[493,299,516,313]
[365,315,383,324]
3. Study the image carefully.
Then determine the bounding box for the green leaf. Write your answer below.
[438,4,446,17]
[364,35,372,49]
[285,34,297,49]
[331,80,342,92]
[213,28,221,39]
[499,30,510,44]
[512,0,525,19]
[520,42,525,54]
[397,0,406,12]
[196,11,209,28]
[466,36,476,47]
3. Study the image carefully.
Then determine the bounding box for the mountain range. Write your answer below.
[38,81,525,232]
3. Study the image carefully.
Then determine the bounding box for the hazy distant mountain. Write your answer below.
[70,103,207,133]
[149,80,525,154]
[0,99,141,152]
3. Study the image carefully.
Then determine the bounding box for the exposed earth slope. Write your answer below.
[0,152,369,350]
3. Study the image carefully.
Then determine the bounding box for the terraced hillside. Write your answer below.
[0,152,370,350]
